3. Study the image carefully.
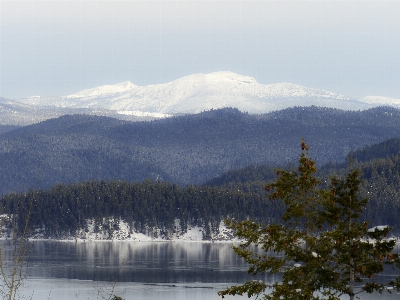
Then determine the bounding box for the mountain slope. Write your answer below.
[0,96,165,126]
[1,106,400,195]
[359,96,400,107]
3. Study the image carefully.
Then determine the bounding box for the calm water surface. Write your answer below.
[1,241,399,299]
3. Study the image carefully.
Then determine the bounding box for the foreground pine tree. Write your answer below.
[218,141,400,300]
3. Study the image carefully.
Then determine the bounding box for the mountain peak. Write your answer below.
[167,72,258,88]
[203,71,258,84]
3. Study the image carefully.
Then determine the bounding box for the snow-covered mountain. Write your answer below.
[17,71,371,114]
[3,71,400,125]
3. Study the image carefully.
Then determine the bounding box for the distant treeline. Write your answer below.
[0,180,283,239]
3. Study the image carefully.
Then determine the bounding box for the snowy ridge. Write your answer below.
[65,72,353,101]
[14,71,375,116]
[359,96,400,107]
[60,71,356,114]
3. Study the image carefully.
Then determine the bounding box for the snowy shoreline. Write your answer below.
[3,217,399,244]
[2,218,242,243]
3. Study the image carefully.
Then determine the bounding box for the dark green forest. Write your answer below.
[0,180,282,239]
[2,137,400,238]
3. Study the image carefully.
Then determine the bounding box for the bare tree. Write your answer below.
[0,198,33,300]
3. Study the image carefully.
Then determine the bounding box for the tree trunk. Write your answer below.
[349,255,354,300]
[349,196,354,300]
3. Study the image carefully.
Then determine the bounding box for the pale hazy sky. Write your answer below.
[1,0,399,99]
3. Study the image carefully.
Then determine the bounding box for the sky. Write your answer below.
[1,0,400,100]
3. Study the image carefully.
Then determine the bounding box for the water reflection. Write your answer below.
[24,241,260,284]
[1,241,399,299]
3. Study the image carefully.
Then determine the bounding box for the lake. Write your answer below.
[0,241,399,299]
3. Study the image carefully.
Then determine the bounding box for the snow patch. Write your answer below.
[67,81,137,98]
[173,226,204,241]
[311,251,320,258]
[117,110,172,118]
[367,225,390,233]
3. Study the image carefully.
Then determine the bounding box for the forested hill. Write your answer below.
[0,125,19,135]
[1,106,400,195]
[205,137,400,232]
[203,164,278,188]
[347,137,400,163]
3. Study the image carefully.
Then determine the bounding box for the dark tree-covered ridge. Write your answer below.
[205,137,400,234]
[1,106,400,195]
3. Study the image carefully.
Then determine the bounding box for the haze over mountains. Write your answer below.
[2,71,400,126]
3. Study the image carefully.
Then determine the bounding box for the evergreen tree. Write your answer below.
[319,168,400,299]
[219,141,400,300]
